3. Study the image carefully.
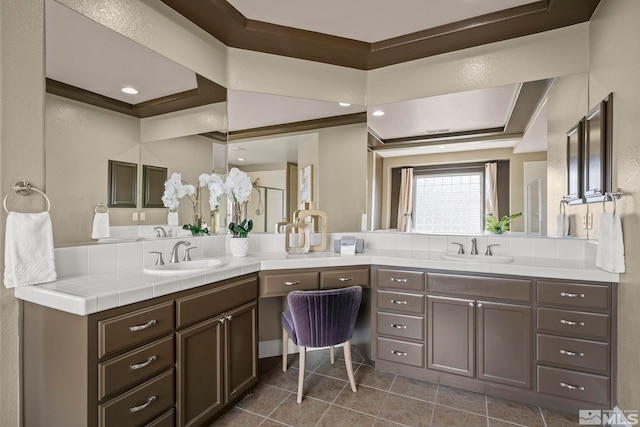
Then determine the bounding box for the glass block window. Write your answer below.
[413,172,483,233]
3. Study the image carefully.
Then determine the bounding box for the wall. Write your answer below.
[0,1,45,425]
[318,123,368,232]
[380,148,546,231]
[588,0,640,413]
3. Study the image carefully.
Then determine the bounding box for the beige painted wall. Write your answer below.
[0,0,45,425]
[587,0,640,412]
[380,148,546,231]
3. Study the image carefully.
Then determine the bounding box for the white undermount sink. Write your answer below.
[143,258,224,275]
[440,253,514,263]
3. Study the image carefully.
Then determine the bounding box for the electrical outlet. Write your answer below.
[582,214,587,229]
[132,212,139,221]
[140,212,146,221]
[587,212,593,229]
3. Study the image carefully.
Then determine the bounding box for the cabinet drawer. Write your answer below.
[177,276,257,328]
[537,334,609,375]
[377,290,424,314]
[259,271,319,297]
[537,308,610,340]
[145,409,174,427]
[376,269,425,291]
[377,337,424,368]
[98,302,174,358]
[538,281,610,311]
[537,365,609,406]
[99,369,174,427]
[99,335,175,401]
[320,267,369,289]
[377,312,424,341]
[428,273,532,302]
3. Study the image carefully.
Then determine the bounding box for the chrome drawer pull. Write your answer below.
[391,300,408,305]
[129,319,157,332]
[129,355,157,371]
[560,319,585,326]
[560,382,585,391]
[391,323,407,329]
[284,281,301,286]
[559,349,584,357]
[390,278,407,283]
[338,277,353,282]
[129,395,157,413]
[391,350,408,356]
[560,292,585,298]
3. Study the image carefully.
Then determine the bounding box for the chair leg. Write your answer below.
[343,341,357,392]
[282,327,289,372]
[297,346,306,404]
[330,345,335,365]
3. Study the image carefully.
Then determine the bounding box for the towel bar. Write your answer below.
[3,181,51,213]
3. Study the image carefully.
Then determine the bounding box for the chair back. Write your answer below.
[286,286,362,348]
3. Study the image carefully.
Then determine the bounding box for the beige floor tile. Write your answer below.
[435,385,486,415]
[431,405,489,427]
[487,397,544,427]
[378,393,435,427]
[317,404,377,427]
[334,384,389,416]
[303,373,349,403]
[541,408,579,427]
[356,365,396,390]
[390,375,438,402]
[269,394,331,427]
[209,407,265,426]
[236,383,291,416]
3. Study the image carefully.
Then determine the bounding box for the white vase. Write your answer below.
[229,236,250,257]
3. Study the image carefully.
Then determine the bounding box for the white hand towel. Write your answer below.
[596,212,625,273]
[556,213,569,237]
[4,211,57,288]
[167,211,179,226]
[91,212,110,239]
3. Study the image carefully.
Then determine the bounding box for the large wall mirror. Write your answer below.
[44,0,228,246]
[367,72,589,237]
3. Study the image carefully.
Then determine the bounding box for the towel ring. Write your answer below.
[94,202,109,213]
[3,181,51,213]
[602,192,617,215]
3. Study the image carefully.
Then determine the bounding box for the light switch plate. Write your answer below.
[587,212,593,229]
[132,212,139,221]
[140,212,146,221]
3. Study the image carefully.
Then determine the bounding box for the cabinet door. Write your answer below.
[427,295,475,377]
[176,317,224,427]
[477,301,531,388]
[224,302,258,402]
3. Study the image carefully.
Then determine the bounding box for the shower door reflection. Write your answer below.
[248,185,285,233]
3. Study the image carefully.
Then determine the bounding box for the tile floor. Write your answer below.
[211,347,578,427]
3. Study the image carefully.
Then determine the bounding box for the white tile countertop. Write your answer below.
[14,249,619,316]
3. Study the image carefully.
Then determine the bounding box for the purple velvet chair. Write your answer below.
[281,286,362,403]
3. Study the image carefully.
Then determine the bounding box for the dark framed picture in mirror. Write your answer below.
[584,100,606,199]
[143,165,168,208]
[566,119,584,204]
[108,160,137,208]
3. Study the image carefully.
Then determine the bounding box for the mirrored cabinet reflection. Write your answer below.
[108,160,137,208]
[565,93,613,204]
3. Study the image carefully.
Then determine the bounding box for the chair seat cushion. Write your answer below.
[282,311,298,345]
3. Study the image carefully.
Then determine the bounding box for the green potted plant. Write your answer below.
[485,212,523,234]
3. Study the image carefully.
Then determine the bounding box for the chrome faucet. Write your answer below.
[170,241,191,263]
[470,238,478,255]
[153,226,167,237]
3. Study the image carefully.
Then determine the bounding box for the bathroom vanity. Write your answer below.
[16,233,619,426]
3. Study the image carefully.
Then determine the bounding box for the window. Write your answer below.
[413,172,484,233]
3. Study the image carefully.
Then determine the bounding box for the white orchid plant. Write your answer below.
[162,168,254,236]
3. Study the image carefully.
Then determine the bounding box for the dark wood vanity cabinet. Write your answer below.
[371,267,616,412]
[23,273,258,427]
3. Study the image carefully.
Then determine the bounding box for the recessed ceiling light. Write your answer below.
[121,87,138,95]
[339,102,351,107]
[237,158,245,161]
[372,110,385,117]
